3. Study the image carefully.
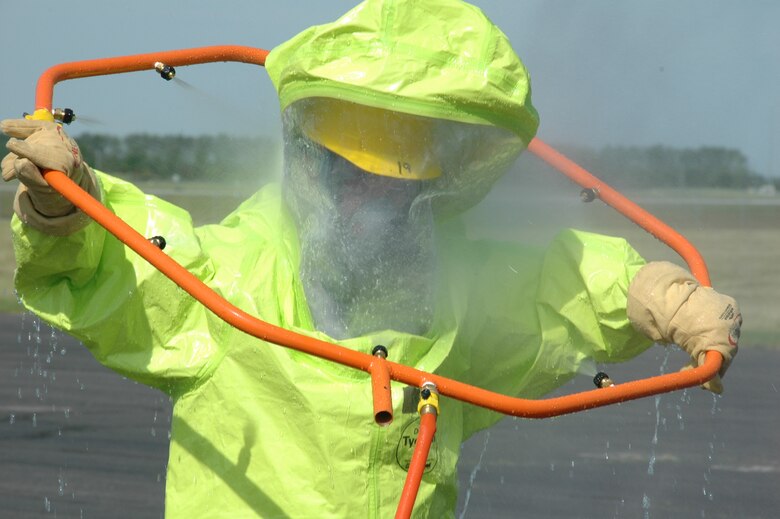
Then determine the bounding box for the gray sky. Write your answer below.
[2,0,778,176]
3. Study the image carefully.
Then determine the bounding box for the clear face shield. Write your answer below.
[281,98,525,339]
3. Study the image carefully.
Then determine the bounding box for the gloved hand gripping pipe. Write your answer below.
[29,46,724,519]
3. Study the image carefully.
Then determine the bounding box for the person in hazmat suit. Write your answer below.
[2,0,741,517]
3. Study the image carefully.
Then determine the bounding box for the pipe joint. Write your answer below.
[25,108,55,122]
[417,383,439,416]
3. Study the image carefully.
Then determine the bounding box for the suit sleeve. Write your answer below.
[454,228,653,438]
[11,171,224,392]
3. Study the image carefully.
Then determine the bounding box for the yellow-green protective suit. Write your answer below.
[12,173,651,517]
[10,0,652,516]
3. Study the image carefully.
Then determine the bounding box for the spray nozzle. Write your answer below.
[148,235,167,250]
[580,187,599,203]
[593,372,614,389]
[52,108,76,125]
[154,61,176,81]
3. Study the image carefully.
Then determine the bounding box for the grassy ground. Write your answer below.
[2,179,779,347]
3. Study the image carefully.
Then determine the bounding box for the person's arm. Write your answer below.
[5,120,223,392]
[538,230,740,394]
[453,229,651,437]
[455,228,739,438]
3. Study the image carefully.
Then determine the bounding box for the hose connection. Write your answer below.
[593,372,614,389]
[23,109,55,122]
[154,62,176,81]
[417,382,439,416]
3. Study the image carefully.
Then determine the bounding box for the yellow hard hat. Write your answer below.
[299,98,441,181]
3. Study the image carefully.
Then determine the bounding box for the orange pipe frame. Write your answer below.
[369,355,393,425]
[33,45,722,421]
[395,412,437,519]
[34,45,270,111]
[34,44,724,517]
[526,139,711,286]
[47,167,723,419]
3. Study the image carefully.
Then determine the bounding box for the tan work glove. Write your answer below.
[627,261,741,394]
[2,118,100,236]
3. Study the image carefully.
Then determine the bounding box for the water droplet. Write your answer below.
[9,414,15,425]
[710,394,721,415]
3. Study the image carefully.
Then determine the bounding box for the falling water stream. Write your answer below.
[640,347,722,519]
[12,313,70,516]
[5,311,171,517]
[452,344,731,518]
[458,431,491,519]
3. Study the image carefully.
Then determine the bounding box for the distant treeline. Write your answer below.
[70,133,281,182]
[0,133,773,189]
[550,144,768,189]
